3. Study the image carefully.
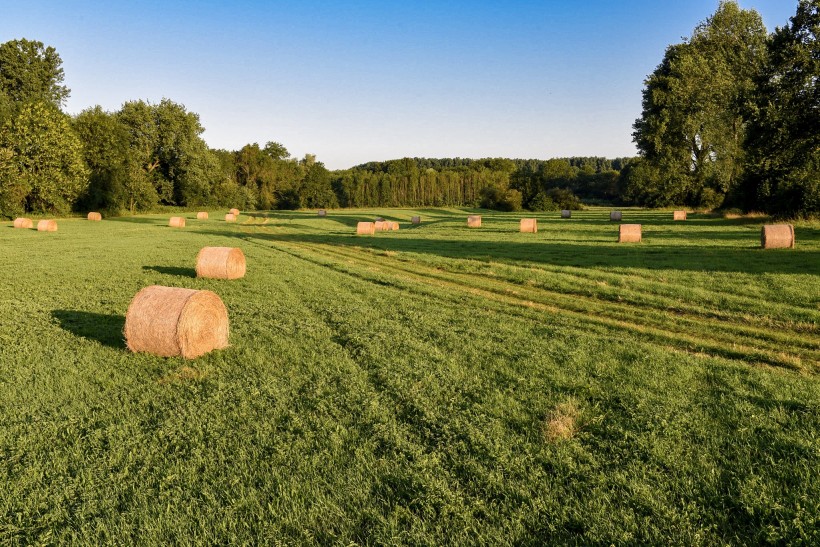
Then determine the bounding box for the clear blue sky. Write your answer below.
[1,1,799,169]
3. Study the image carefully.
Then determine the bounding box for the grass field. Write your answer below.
[1,207,818,544]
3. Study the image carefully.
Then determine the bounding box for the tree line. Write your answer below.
[1,1,817,218]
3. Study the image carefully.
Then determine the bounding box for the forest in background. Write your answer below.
[0,0,817,218]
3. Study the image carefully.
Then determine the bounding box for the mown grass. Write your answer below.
[0,207,818,544]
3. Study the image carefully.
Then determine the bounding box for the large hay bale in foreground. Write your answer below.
[225,213,236,222]
[13,218,33,229]
[197,212,209,220]
[520,218,537,233]
[318,209,327,217]
[357,221,375,235]
[618,224,642,243]
[374,220,390,231]
[169,217,186,228]
[411,216,421,224]
[196,247,246,279]
[610,211,622,221]
[390,221,400,231]
[467,215,482,228]
[124,285,229,359]
[761,224,794,249]
[37,219,58,232]
[229,208,240,216]
[87,212,102,221]
[673,210,687,221]
[561,210,571,219]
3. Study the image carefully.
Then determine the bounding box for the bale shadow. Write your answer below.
[143,265,197,278]
[52,310,125,349]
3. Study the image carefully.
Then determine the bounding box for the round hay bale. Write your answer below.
[561,210,571,219]
[467,215,482,228]
[618,224,642,243]
[520,218,538,233]
[610,211,622,221]
[318,209,327,217]
[87,212,102,221]
[411,216,421,224]
[37,219,58,232]
[761,224,794,249]
[196,247,246,279]
[356,221,376,235]
[673,210,687,221]
[390,221,400,231]
[196,211,209,220]
[229,208,240,216]
[374,217,385,222]
[169,216,186,228]
[13,217,33,229]
[124,285,229,359]
[374,220,390,231]
[225,213,236,222]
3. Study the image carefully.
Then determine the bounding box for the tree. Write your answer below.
[0,39,69,115]
[744,0,820,217]
[0,101,88,215]
[631,1,768,208]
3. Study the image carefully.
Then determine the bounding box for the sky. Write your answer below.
[0,0,800,169]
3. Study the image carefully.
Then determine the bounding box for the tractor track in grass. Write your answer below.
[256,237,818,372]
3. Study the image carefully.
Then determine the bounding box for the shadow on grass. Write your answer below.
[52,310,125,349]
[143,265,196,278]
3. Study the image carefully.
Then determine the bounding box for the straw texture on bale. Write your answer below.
[196,247,246,279]
[229,208,240,216]
[761,224,795,249]
[169,216,186,228]
[87,212,102,221]
[13,218,33,229]
[610,211,622,221]
[411,216,421,224]
[356,221,376,235]
[467,215,482,228]
[520,218,538,233]
[374,220,391,231]
[673,210,687,221]
[37,219,57,232]
[225,213,236,222]
[618,224,642,243]
[561,210,571,219]
[390,221,400,231]
[124,285,229,359]
[197,212,209,220]
[318,209,327,216]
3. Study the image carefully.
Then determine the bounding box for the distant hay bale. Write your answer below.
[520,218,538,233]
[618,224,642,243]
[673,210,687,221]
[610,211,622,221]
[356,221,376,235]
[13,218,33,229]
[561,210,571,219]
[375,217,385,222]
[467,215,482,228]
[318,209,327,217]
[169,216,186,228]
[390,221,400,231]
[196,212,209,220]
[229,208,240,216]
[374,220,391,231]
[37,219,58,232]
[196,247,246,279]
[411,216,421,224]
[87,212,102,221]
[225,213,236,222]
[761,224,794,249]
[124,285,229,359]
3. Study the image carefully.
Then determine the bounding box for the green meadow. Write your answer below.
[1,207,818,544]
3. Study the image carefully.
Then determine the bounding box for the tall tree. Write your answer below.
[0,39,69,117]
[744,0,820,217]
[631,1,767,207]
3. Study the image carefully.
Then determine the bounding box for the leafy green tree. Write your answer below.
[298,159,338,209]
[0,38,69,119]
[0,101,88,215]
[631,1,767,207]
[744,0,820,217]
